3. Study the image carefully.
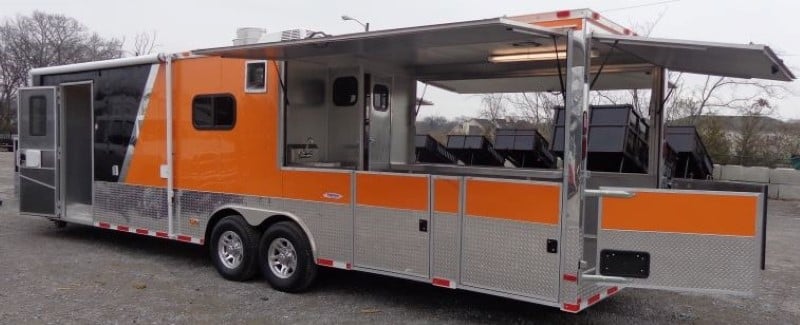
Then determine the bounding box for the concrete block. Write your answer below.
[778,184,800,200]
[712,164,721,180]
[769,168,800,185]
[740,166,770,183]
[768,184,780,199]
[720,165,743,181]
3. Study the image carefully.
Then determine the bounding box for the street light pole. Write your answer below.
[341,15,369,32]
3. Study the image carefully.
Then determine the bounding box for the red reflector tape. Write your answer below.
[98,222,111,229]
[607,286,619,295]
[588,294,601,305]
[432,278,451,288]
[563,274,578,282]
[176,235,192,242]
[116,225,130,232]
[317,258,334,267]
[556,10,571,18]
[135,228,149,235]
[155,231,169,238]
[563,303,580,312]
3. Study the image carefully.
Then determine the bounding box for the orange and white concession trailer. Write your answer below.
[18,9,792,312]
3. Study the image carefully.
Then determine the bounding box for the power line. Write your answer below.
[600,0,681,13]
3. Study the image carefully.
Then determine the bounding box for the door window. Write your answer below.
[29,95,47,136]
[372,84,390,112]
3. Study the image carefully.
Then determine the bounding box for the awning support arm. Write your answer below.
[553,36,567,105]
[590,40,619,89]
[273,61,290,107]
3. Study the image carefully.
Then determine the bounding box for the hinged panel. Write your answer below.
[597,188,763,295]
[17,86,59,217]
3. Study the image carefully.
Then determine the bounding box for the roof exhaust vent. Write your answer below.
[233,27,267,45]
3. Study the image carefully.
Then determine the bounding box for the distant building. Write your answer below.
[449,117,536,138]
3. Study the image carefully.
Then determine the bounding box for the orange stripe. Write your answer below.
[601,191,757,236]
[282,170,351,204]
[465,179,560,225]
[356,173,428,211]
[434,178,459,214]
[533,18,584,30]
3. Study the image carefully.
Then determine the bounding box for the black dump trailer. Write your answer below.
[493,129,555,168]
[665,126,714,179]
[552,105,649,173]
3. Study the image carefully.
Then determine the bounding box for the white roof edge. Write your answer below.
[192,17,564,56]
[29,53,166,77]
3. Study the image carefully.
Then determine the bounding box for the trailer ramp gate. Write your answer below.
[596,188,764,294]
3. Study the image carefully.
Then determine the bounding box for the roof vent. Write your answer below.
[233,28,323,45]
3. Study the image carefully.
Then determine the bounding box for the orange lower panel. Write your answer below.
[465,179,560,225]
[282,170,351,204]
[356,173,428,211]
[601,191,758,236]
[434,178,459,214]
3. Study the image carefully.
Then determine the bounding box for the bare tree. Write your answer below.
[129,30,159,56]
[505,92,560,139]
[0,11,124,133]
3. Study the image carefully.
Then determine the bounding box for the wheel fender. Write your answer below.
[209,205,318,259]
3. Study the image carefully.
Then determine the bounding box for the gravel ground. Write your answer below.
[1,151,798,324]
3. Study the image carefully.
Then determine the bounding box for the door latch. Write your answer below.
[546,239,558,254]
[418,219,428,232]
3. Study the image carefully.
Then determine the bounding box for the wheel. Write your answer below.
[258,221,317,293]
[209,215,260,281]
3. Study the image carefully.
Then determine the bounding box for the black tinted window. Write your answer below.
[333,76,358,106]
[192,94,236,130]
[29,96,47,136]
[373,84,389,112]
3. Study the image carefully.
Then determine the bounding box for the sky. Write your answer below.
[4,0,799,120]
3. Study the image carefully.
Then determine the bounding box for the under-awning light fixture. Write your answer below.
[489,50,599,63]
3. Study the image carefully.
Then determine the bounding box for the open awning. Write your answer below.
[592,34,795,81]
[194,18,794,93]
[194,18,565,67]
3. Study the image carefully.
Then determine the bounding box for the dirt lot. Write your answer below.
[1,151,798,324]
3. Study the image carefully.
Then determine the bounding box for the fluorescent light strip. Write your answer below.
[489,50,599,63]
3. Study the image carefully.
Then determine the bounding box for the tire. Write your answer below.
[209,215,260,281]
[258,221,317,293]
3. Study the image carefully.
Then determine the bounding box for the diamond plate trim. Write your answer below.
[461,215,560,301]
[598,230,758,294]
[354,206,429,278]
[432,212,460,281]
[94,182,167,233]
[176,190,355,264]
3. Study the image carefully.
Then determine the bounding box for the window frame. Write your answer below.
[192,93,237,131]
[244,60,268,93]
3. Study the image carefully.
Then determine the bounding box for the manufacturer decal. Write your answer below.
[322,192,343,200]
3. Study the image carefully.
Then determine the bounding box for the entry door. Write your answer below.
[367,76,392,170]
[596,188,764,294]
[17,87,59,217]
